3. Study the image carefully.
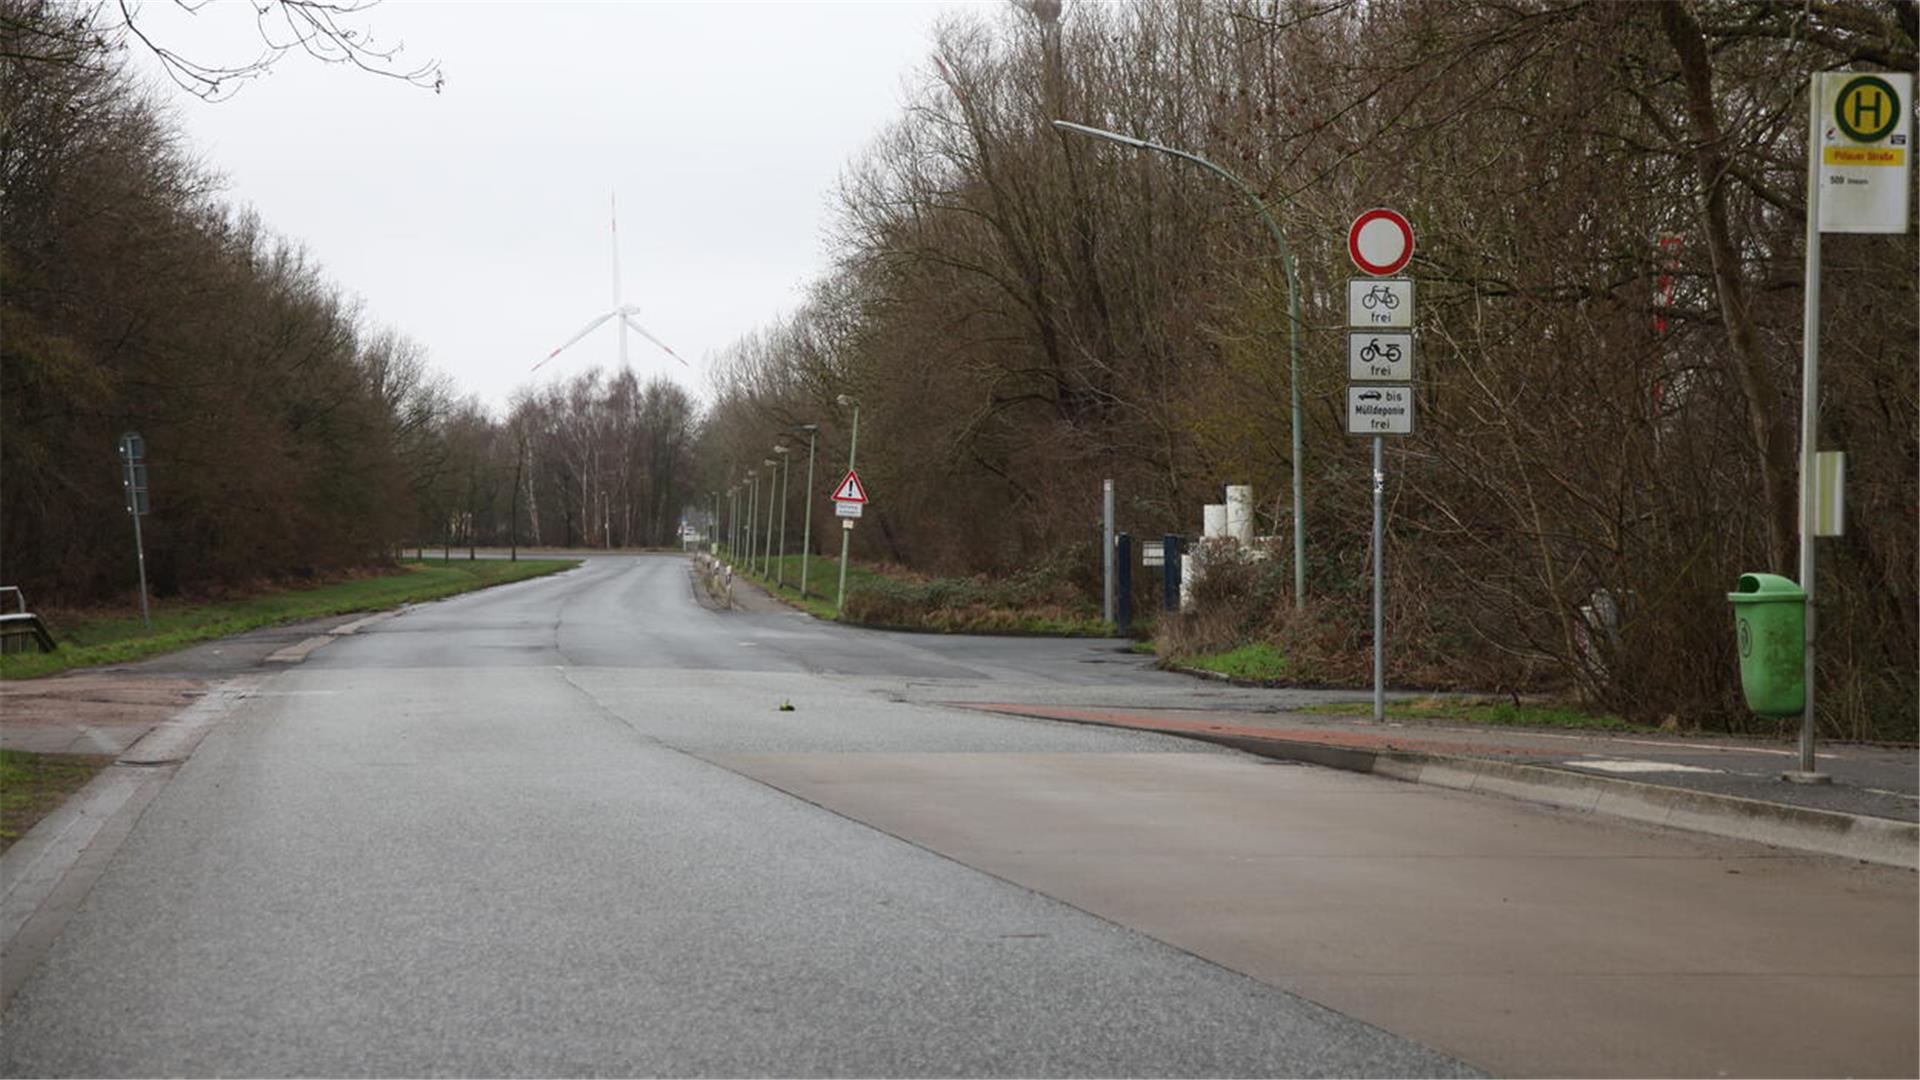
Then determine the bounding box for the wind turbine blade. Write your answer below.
[532,310,618,371]
[621,314,689,366]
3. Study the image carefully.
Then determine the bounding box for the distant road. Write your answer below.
[3,554,1912,1077]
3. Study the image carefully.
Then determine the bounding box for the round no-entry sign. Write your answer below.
[1348,208,1415,276]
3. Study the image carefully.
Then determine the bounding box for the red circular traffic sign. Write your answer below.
[1348,208,1415,276]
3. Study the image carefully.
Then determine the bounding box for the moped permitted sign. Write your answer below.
[1348,332,1414,382]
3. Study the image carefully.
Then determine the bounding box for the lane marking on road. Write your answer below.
[1564,759,1721,774]
[1861,787,1920,802]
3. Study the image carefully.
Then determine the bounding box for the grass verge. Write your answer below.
[724,552,1112,636]
[1175,642,1291,681]
[1,558,579,680]
[0,749,111,852]
[1301,696,1652,732]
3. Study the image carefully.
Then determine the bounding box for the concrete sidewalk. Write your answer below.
[950,702,1919,869]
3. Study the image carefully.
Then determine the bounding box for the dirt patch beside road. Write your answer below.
[0,675,209,757]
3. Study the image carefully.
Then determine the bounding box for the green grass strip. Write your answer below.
[1,559,579,680]
[1177,642,1291,681]
[1300,697,1651,732]
[724,552,1112,636]
[0,749,111,851]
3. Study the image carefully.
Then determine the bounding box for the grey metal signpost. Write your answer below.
[1346,210,1417,724]
[118,432,151,628]
[834,395,861,616]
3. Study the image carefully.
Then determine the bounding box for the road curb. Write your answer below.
[328,609,403,636]
[971,707,1920,870]
[1,676,260,1008]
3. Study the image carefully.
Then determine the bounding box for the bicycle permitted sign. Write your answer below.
[1346,278,1412,329]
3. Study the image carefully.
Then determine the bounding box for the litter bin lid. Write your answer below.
[1727,572,1805,603]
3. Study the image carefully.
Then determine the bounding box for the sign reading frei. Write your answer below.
[1816,72,1911,233]
[1346,278,1413,328]
[1347,208,1415,276]
[1346,385,1415,436]
[1348,332,1414,382]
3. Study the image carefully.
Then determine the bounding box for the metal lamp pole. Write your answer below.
[1053,119,1308,608]
[762,458,778,577]
[746,471,758,571]
[773,445,792,587]
[797,424,818,598]
[835,394,861,616]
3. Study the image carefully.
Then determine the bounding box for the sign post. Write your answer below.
[830,467,868,613]
[1346,209,1416,723]
[1792,73,1910,781]
[118,432,151,628]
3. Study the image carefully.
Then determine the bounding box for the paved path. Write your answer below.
[943,702,1920,823]
[2,554,1913,1077]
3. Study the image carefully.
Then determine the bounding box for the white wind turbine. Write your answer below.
[532,192,687,373]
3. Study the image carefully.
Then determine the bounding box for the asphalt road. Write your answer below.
[3,554,1913,1077]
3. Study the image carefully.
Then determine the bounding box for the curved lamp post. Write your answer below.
[796,424,819,597]
[773,445,792,586]
[761,458,778,577]
[746,471,758,570]
[1052,119,1308,607]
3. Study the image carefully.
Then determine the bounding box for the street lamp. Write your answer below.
[762,458,778,578]
[796,423,819,598]
[773,445,792,587]
[834,394,861,616]
[746,471,758,572]
[1052,119,1308,608]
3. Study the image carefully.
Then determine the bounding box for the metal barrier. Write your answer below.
[0,587,57,653]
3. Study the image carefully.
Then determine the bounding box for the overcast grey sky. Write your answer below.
[127,1,983,413]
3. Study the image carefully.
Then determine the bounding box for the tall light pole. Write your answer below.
[1053,119,1308,608]
[773,446,792,585]
[728,486,738,557]
[762,458,778,577]
[835,394,861,616]
[746,471,758,571]
[797,423,818,598]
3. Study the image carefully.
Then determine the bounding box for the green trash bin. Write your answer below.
[1727,573,1805,717]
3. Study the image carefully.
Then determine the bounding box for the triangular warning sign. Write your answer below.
[831,469,868,503]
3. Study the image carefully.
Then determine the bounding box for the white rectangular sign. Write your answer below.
[834,500,863,519]
[1347,278,1413,329]
[1348,332,1414,382]
[1347,385,1415,436]
[1816,72,1911,234]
